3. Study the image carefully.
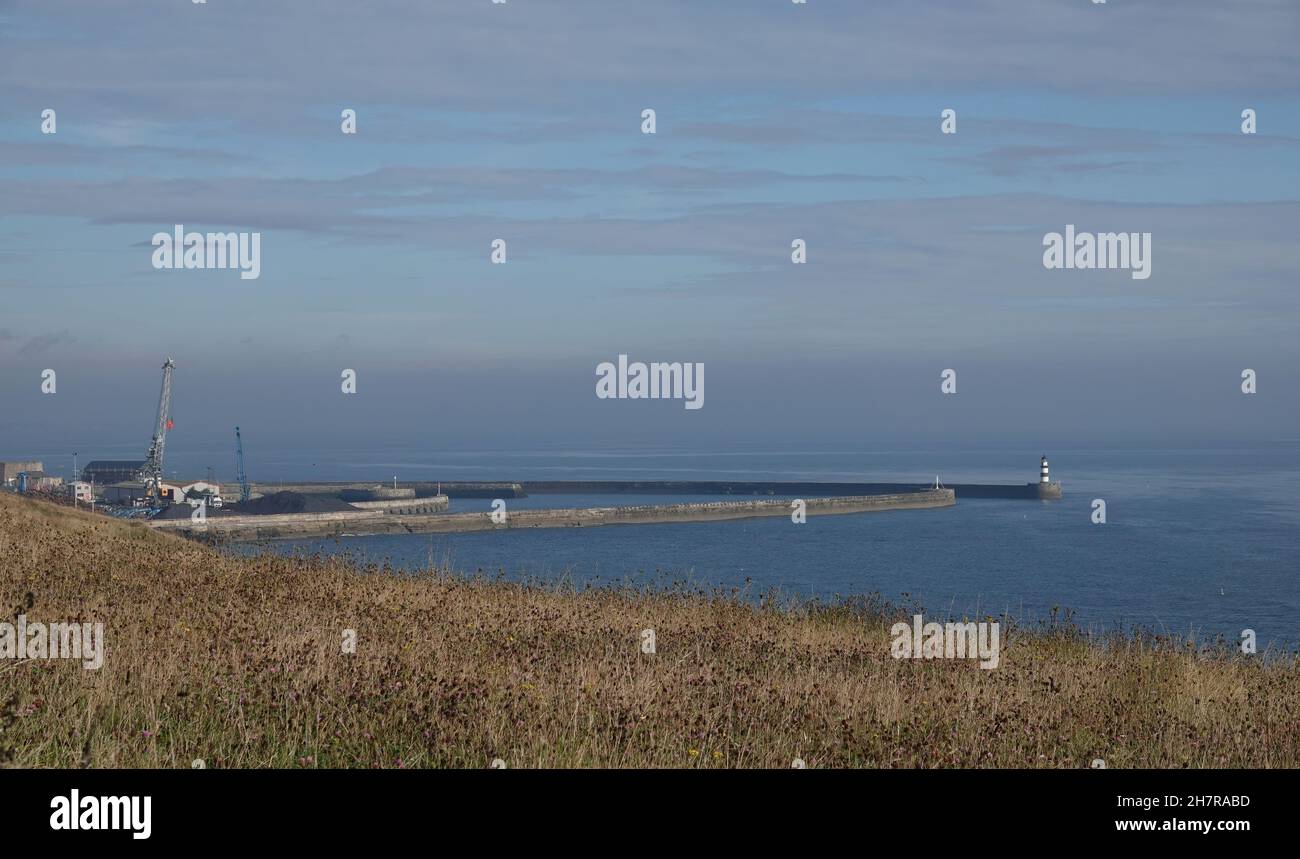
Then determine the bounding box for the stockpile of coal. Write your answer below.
[230,491,357,516]
[151,504,210,521]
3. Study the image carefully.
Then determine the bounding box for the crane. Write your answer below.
[234,426,250,503]
[137,357,175,501]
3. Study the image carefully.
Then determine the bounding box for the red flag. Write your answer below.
[166,419,174,430]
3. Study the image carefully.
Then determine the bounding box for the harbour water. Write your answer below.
[233,447,1300,648]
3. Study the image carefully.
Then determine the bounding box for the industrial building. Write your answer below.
[17,472,63,492]
[81,460,147,485]
[1,461,43,485]
[98,484,146,505]
[177,481,223,507]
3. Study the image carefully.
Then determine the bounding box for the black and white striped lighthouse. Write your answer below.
[1040,455,1050,484]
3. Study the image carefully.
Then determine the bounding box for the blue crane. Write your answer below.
[234,426,250,503]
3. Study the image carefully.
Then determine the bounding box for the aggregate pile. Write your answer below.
[230,491,357,515]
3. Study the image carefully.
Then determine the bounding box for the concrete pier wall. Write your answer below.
[150,509,387,541]
[522,480,1060,500]
[1035,482,1063,500]
[249,479,1057,501]
[151,490,954,542]
[348,496,450,514]
[340,486,417,502]
[257,482,526,499]
[149,495,451,539]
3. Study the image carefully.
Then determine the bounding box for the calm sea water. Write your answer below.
[241,448,1300,648]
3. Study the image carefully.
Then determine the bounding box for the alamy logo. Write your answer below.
[890,614,1000,669]
[0,614,104,669]
[50,790,150,840]
[596,355,703,410]
[152,225,261,280]
[1042,225,1151,280]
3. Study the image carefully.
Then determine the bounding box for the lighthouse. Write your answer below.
[1040,455,1050,484]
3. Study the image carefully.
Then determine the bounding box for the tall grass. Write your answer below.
[1,491,1296,768]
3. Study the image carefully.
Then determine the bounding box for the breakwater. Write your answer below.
[254,481,526,499]
[150,490,954,542]
[521,480,1061,500]
[347,496,451,515]
[253,479,1059,501]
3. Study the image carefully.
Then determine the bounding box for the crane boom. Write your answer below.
[234,426,250,503]
[137,357,175,500]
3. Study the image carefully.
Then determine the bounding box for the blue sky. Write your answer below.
[1,0,1298,466]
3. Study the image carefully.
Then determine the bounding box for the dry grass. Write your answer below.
[1,490,1297,769]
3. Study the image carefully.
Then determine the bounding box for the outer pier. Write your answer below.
[520,480,1061,500]
[251,479,1061,501]
[149,489,955,542]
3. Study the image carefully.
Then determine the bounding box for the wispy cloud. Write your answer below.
[18,329,75,356]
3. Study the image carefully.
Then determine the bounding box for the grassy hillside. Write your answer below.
[1,490,1296,768]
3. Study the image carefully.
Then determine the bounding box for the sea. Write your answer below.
[224,447,1299,649]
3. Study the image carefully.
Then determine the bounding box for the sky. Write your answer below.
[1,0,1298,474]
